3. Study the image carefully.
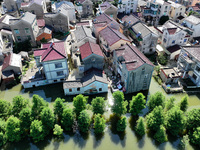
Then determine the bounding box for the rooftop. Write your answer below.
[100,1,116,12]
[184,15,200,25]
[167,45,181,53]
[161,68,180,78]
[131,22,153,38]
[2,53,21,71]
[122,14,140,26]
[182,46,200,62]
[115,43,154,71]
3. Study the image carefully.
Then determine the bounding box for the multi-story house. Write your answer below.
[168,1,186,21]
[44,11,69,33]
[177,46,200,87]
[99,26,130,57]
[113,43,154,93]
[0,15,16,30]
[170,0,190,7]
[92,13,121,39]
[21,0,47,19]
[71,26,96,53]
[129,22,158,54]
[10,12,39,46]
[187,5,200,14]
[34,41,69,84]
[118,0,138,14]
[75,0,93,17]
[52,1,76,24]
[1,0,21,17]
[141,0,171,25]
[97,2,118,19]
[183,15,200,38]
[156,20,191,48]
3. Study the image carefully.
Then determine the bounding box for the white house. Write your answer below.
[183,15,200,38]
[118,0,138,14]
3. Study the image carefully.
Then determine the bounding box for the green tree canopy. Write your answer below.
[117,116,127,132]
[78,110,91,133]
[40,107,55,135]
[19,107,32,131]
[187,109,200,130]
[190,127,200,146]
[0,132,7,147]
[112,91,128,116]
[30,120,45,143]
[146,106,165,131]
[61,108,74,131]
[0,119,7,146]
[53,98,66,121]
[0,99,11,119]
[154,125,168,143]
[12,95,29,117]
[165,107,186,136]
[159,15,169,25]
[147,92,165,111]
[179,95,189,112]
[165,97,175,112]
[91,97,106,115]
[135,117,146,137]
[31,95,48,119]
[53,124,63,136]
[129,93,146,116]
[6,116,21,142]
[73,94,87,116]
[93,114,106,134]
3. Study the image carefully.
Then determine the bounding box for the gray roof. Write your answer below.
[63,81,82,88]
[74,26,95,43]
[182,46,200,62]
[131,22,152,38]
[184,15,200,25]
[21,12,36,24]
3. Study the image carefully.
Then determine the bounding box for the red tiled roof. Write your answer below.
[2,54,11,71]
[167,45,181,53]
[80,42,104,60]
[100,2,112,11]
[99,26,130,46]
[167,28,177,35]
[37,19,45,27]
[21,2,30,6]
[34,42,66,62]
[115,44,153,71]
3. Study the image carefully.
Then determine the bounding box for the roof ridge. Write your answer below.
[88,41,93,54]
[107,26,121,41]
[81,26,87,37]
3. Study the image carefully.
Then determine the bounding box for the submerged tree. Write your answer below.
[53,124,63,137]
[53,98,66,121]
[154,125,168,143]
[165,97,175,112]
[147,92,165,111]
[112,91,128,117]
[0,99,11,119]
[93,114,106,134]
[78,110,91,133]
[146,106,165,131]
[91,97,106,115]
[186,108,200,130]
[129,93,146,116]
[73,94,87,116]
[30,120,45,143]
[179,95,189,112]
[117,116,127,132]
[179,134,189,150]
[189,127,200,146]
[61,108,74,131]
[19,107,32,131]
[135,117,146,137]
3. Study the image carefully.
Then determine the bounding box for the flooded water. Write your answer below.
[1,78,200,150]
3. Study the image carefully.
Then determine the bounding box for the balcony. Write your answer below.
[151,6,158,11]
[178,54,196,71]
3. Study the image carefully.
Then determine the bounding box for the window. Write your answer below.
[56,71,64,76]
[14,29,20,34]
[142,68,145,74]
[55,63,62,68]
[196,66,200,72]
[193,73,197,80]
[163,38,167,43]
[69,89,72,92]
[91,58,95,62]
[59,20,61,23]
[184,39,187,43]
[121,44,124,46]
[25,28,30,34]
[77,88,80,91]
[172,40,175,44]
[17,36,21,41]
[99,88,102,91]
[27,35,31,40]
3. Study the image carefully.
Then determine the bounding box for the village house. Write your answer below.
[92,13,121,39]
[141,0,171,25]
[160,68,180,84]
[165,45,181,60]
[97,2,118,19]
[187,5,200,14]
[10,12,39,47]
[99,26,130,58]
[1,0,21,17]
[63,69,109,95]
[113,43,154,93]
[168,1,186,21]
[118,0,138,14]
[170,0,189,7]
[51,1,76,24]
[0,14,16,30]
[2,53,22,75]
[75,0,93,18]
[177,46,200,87]
[183,15,200,38]
[72,41,104,73]
[129,22,158,54]
[44,11,69,33]
[21,0,47,19]
[71,26,96,53]
[156,20,191,48]
[36,27,52,44]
